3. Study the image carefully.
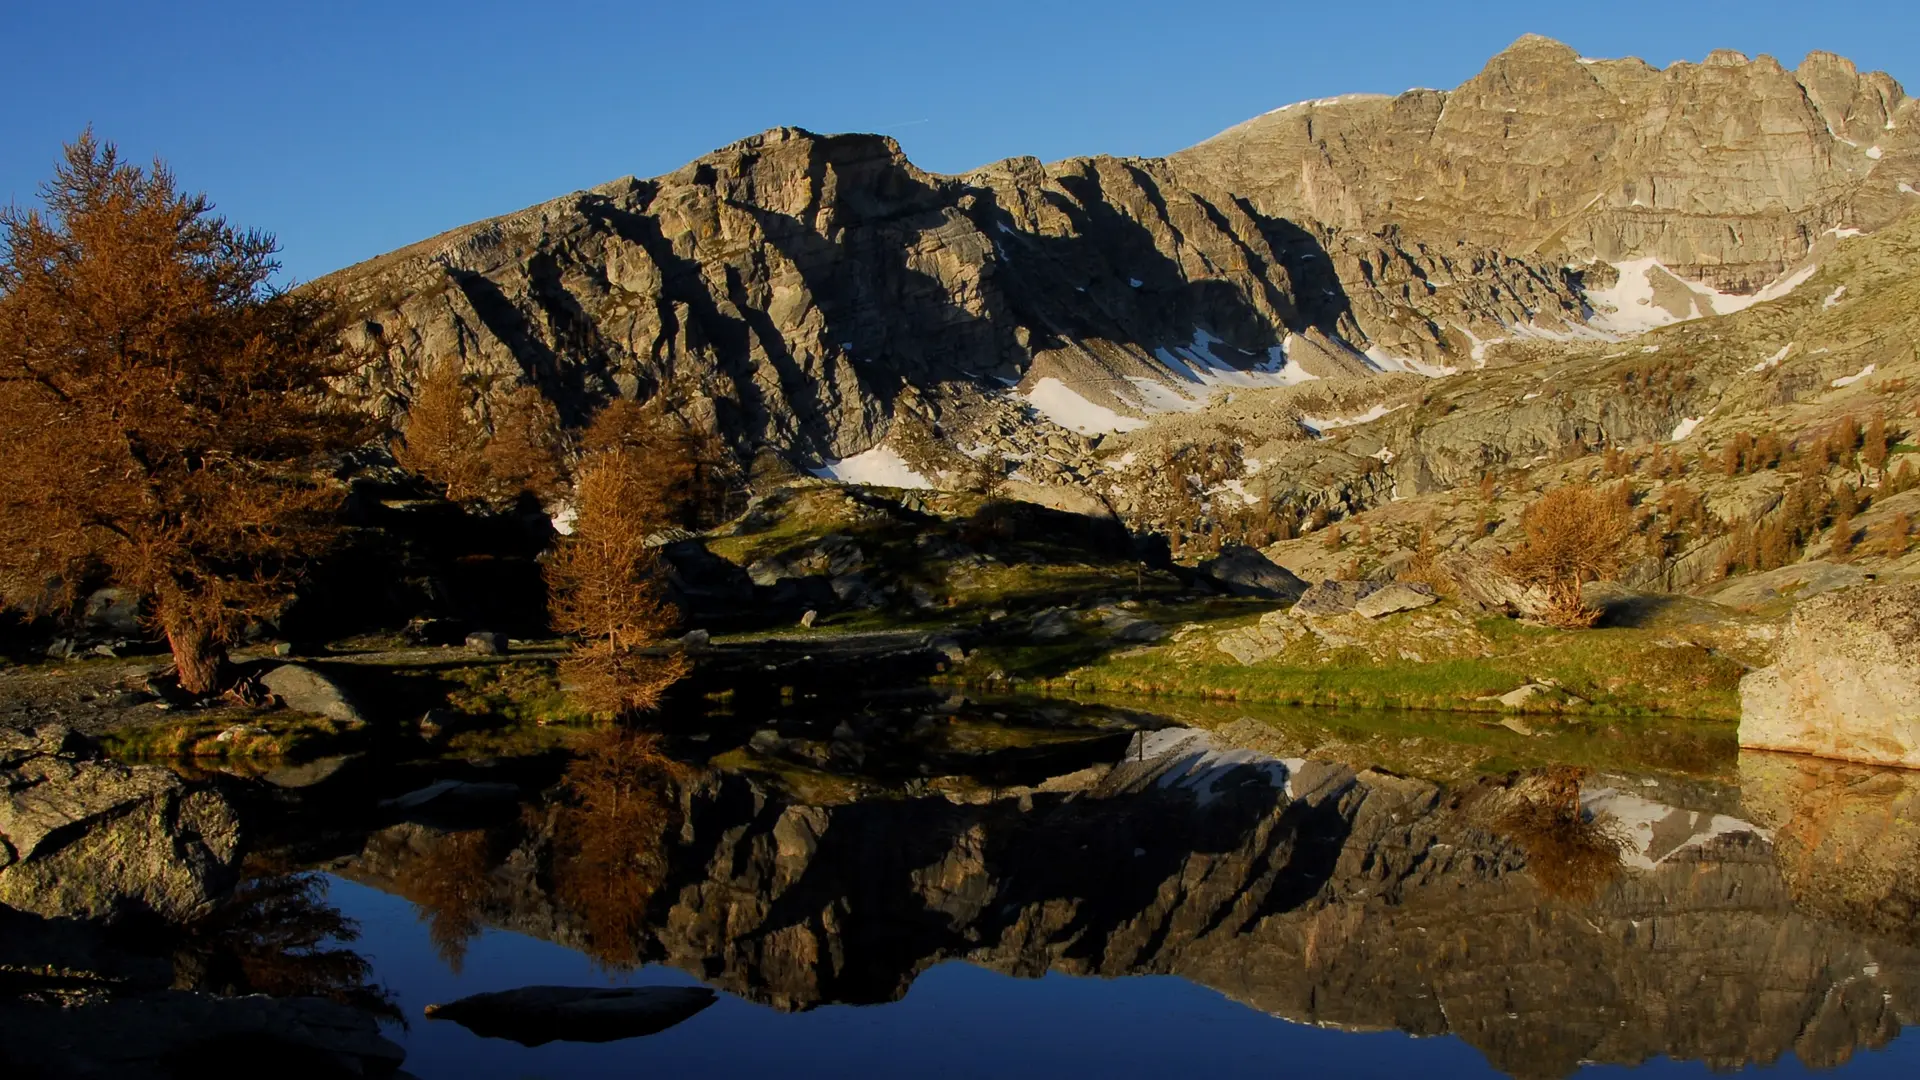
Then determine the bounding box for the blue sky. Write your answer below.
[4,1,1912,282]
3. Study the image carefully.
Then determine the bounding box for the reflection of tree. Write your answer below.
[176,873,399,1022]
[1497,766,1625,902]
[398,829,497,974]
[548,729,687,972]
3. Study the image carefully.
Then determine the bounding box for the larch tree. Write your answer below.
[1497,483,1635,629]
[543,412,689,720]
[391,362,565,511]
[0,134,366,693]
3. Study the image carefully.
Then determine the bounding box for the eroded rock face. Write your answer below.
[1739,582,1920,768]
[319,126,1588,467]
[1175,35,1916,291]
[0,725,241,922]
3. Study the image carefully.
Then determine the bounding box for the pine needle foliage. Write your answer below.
[543,418,690,720]
[1497,483,1634,629]
[0,134,366,692]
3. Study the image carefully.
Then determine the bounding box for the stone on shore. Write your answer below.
[0,725,241,921]
[1739,582,1920,769]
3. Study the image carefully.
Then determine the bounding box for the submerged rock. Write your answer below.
[424,985,717,1046]
[1739,581,1920,768]
[0,725,241,922]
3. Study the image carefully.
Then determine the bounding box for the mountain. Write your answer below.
[1175,35,1917,292]
[317,36,1920,531]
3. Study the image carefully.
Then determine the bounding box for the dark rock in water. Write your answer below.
[464,631,508,656]
[378,779,520,811]
[0,991,408,1079]
[424,985,718,1046]
[260,663,366,725]
[1200,545,1309,601]
[1292,578,1382,616]
[0,725,240,922]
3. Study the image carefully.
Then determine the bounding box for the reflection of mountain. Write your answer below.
[339,732,1920,1079]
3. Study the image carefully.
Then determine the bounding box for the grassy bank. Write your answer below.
[944,604,1755,720]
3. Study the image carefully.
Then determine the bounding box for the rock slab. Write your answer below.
[1739,582,1920,769]
[0,725,241,921]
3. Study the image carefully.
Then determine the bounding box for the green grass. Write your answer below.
[101,710,360,762]
[947,608,1747,720]
[442,661,588,725]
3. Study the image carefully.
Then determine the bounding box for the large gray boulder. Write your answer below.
[1354,582,1439,619]
[1739,582,1920,769]
[261,663,367,725]
[1200,545,1309,600]
[0,725,241,921]
[1292,579,1381,616]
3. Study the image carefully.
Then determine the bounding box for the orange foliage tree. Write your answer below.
[1497,483,1635,628]
[391,361,564,511]
[542,401,703,719]
[0,134,365,692]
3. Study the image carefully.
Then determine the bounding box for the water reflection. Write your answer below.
[311,700,1918,1077]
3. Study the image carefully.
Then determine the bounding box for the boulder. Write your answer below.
[260,663,366,725]
[1028,608,1078,642]
[1353,582,1439,619]
[1199,545,1309,601]
[1739,582,1920,768]
[464,631,508,656]
[1292,579,1381,616]
[0,725,241,921]
[424,984,717,1046]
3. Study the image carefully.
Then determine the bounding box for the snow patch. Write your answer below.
[1581,788,1766,872]
[1128,278,1144,288]
[1752,345,1791,372]
[811,445,934,490]
[1866,146,1884,160]
[1130,729,1310,809]
[1825,286,1848,308]
[1302,403,1404,435]
[1670,417,1703,441]
[1022,378,1147,435]
[1832,363,1877,389]
[1902,182,1919,196]
[1587,258,1816,334]
[1363,346,1457,378]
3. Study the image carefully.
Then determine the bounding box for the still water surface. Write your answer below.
[284,698,1919,1079]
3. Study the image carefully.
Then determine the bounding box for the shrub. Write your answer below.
[1498,483,1633,628]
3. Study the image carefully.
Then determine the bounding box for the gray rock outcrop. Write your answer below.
[1739,581,1920,768]
[1175,35,1915,291]
[1200,544,1308,600]
[0,725,241,922]
[260,663,367,726]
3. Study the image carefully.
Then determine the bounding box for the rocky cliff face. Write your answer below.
[339,731,1919,1077]
[318,127,1589,466]
[1176,35,1917,293]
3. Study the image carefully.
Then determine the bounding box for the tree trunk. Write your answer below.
[166,622,226,696]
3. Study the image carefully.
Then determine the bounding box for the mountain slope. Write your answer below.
[1174,35,1917,292]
